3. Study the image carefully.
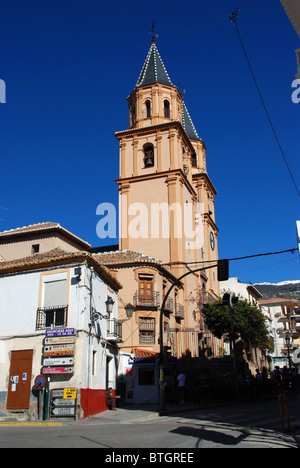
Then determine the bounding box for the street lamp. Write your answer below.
[105,296,115,316]
[125,303,134,319]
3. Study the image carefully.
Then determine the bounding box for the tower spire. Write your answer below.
[135,38,175,88]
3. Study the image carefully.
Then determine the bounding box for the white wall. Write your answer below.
[0,264,120,400]
[0,270,40,336]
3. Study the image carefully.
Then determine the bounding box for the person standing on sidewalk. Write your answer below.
[177,372,186,404]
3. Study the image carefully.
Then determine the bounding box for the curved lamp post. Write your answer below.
[159,263,220,413]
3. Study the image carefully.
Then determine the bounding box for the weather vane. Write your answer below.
[150,21,158,43]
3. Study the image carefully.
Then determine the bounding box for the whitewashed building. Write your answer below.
[258,298,300,369]
[220,277,263,307]
[0,248,122,420]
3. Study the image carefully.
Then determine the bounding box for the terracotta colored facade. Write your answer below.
[103,39,221,360]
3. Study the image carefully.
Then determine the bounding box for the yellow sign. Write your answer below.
[63,388,77,400]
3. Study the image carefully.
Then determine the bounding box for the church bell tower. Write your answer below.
[115,38,220,344]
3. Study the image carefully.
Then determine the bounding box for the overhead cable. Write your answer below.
[163,247,298,266]
[229,8,300,200]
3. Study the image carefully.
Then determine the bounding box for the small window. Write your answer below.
[44,279,67,308]
[164,100,170,118]
[32,244,40,254]
[131,105,136,125]
[45,307,66,328]
[145,100,151,118]
[36,275,68,329]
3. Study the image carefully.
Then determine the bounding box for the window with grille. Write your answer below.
[139,317,155,344]
[36,276,68,330]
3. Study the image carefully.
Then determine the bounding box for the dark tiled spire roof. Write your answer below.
[181,101,201,141]
[135,40,201,141]
[135,40,175,88]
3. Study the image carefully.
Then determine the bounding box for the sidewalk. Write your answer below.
[0,404,160,426]
[1,396,300,435]
[74,400,218,425]
[76,404,160,425]
[0,401,197,426]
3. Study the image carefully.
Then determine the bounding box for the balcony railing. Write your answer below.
[175,303,184,321]
[198,291,217,306]
[139,333,155,345]
[36,306,68,330]
[163,297,174,315]
[133,290,160,309]
[106,319,122,342]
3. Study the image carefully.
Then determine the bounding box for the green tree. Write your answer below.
[203,296,271,351]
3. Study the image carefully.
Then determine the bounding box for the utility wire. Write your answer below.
[229,8,300,200]
[7,14,227,87]
[163,247,297,266]
[7,3,248,88]
[229,247,297,262]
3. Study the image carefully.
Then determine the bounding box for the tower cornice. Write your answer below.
[192,172,217,196]
[116,168,197,198]
[115,121,197,155]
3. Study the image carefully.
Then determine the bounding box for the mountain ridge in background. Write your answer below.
[254,280,300,301]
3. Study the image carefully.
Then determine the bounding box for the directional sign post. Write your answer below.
[51,398,76,407]
[43,367,74,375]
[41,330,77,419]
[44,344,75,357]
[50,388,77,420]
[45,336,76,345]
[43,357,74,367]
[51,406,76,417]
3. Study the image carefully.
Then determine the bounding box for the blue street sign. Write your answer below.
[34,374,46,390]
[46,328,75,338]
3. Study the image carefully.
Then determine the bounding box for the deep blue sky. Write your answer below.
[1,0,299,284]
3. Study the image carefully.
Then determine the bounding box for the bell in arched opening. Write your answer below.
[143,144,154,167]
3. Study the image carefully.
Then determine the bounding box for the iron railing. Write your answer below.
[164,297,174,314]
[198,291,217,305]
[175,303,184,320]
[106,319,122,341]
[36,306,68,330]
[134,290,160,308]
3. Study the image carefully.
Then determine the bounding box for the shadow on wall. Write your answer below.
[117,353,258,408]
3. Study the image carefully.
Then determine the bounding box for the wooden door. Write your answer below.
[139,278,153,301]
[6,350,33,410]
